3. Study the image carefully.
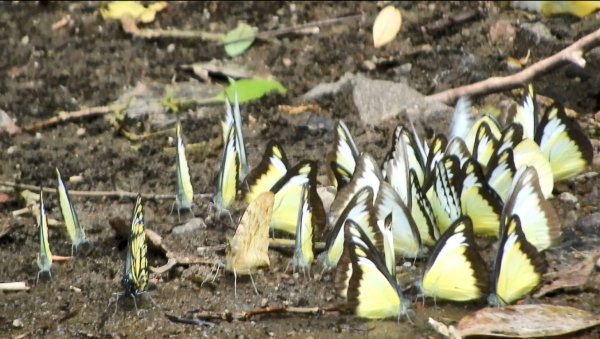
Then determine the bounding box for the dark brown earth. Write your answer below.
[1,2,600,338]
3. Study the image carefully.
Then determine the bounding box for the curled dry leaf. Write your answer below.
[535,251,600,298]
[456,304,600,338]
[372,5,402,48]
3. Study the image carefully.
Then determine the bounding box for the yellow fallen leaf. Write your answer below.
[372,5,402,48]
[100,1,168,24]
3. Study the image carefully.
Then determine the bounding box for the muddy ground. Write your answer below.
[1,2,600,338]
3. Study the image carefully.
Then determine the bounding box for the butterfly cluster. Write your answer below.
[215,83,592,320]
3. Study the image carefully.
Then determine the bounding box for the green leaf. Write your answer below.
[214,79,287,104]
[223,23,256,57]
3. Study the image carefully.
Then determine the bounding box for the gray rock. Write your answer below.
[172,217,206,234]
[575,212,600,234]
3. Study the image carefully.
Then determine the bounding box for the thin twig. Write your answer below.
[0,181,212,200]
[426,28,600,104]
[122,13,361,44]
[21,105,119,132]
[187,305,338,322]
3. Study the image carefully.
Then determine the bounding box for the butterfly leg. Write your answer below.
[249,274,259,296]
[132,296,140,315]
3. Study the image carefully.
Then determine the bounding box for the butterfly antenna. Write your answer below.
[187,206,195,218]
[249,274,259,295]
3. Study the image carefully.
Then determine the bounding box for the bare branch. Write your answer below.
[0,181,212,200]
[426,28,600,104]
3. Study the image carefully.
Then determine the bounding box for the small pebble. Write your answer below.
[260,298,268,308]
[362,60,376,71]
[7,146,16,155]
[282,57,292,67]
[76,127,86,136]
[167,43,175,53]
[12,319,23,328]
[558,192,579,207]
[21,35,29,45]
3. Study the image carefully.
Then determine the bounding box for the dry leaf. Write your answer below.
[100,1,168,24]
[372,5,402,48]
[535,252,600,297]
[225,191,274,275]
[456,304,600,338]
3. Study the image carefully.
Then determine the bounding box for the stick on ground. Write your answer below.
[426,28,600,104]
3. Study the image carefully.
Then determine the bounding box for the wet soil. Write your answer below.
[1,2,600,338]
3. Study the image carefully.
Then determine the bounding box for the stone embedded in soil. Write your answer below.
[172,217,207,234]
[575,211,600,234]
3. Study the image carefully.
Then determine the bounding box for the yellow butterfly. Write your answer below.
[486,147,517,203]
[318,186,379,271]
[328,153,381,228]
[36,191,52,283]
[408,169,439,246]
[336,220,410,320]
[56,168,88,254]
[327,120,360,189]
[213,124,239,215]
[376,182,427,259]
[172,122,194,220]
[488,214,546,306]
[291,184,316,275]
[120,194,149,312]
[503,166,560,251]
[421,216,489,302]
[243,141,290,204]
[504,83,539,140]
[382,125,426,194]
[427,155,462,233]
[223,90,249,180]
[535,103,593,182]
[226,191,273,296]
[268,161,325,236]
[460,159,503,237]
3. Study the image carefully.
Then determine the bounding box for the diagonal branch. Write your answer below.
[425,28,600,105]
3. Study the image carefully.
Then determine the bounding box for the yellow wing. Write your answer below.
[222,89,249,180]
[512,139,554,198]
[424,134,448,184]
[268,161,325,236]
[375,182,426,259]
[36,191,52,280]
[472,122,499,171]
[489,214,546,306]
[175,122,194,209]
[445,137,472,167]
[534,103,593,182]
[56,168,87,252]
[486,148,517,203]
[122,194,148,296]
[291,184,315,271]
[225,191,273,275]
[242,141,289,203]
[505,83,539,140]
[328,152,382,228]
[382,126,426,196]
[213,126,239,212]
[428,155,462,234]
[503,166,560,251]
[464,113,501,154]
[318,186,380,271]
[327,120,360,189]
[460,159,503,237]
[336,220,409,320]
[421,217,489,302]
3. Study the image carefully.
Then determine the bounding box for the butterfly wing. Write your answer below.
[504,166,560,251]
[214,126,239,211]
[123,195,148,296]
[37,191,52,274]
[337,220,409,320]
[328,120,360,189]
[489,214,546,306]
[421,217,489,302]
[242,141,290,203]
[175,123,194,209]
[56,168,86,250]
[534,103,593,182]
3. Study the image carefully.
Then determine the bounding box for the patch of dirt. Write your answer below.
[1,2,599,337]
